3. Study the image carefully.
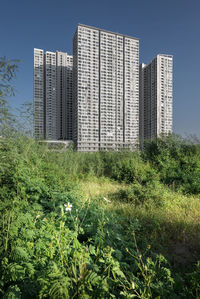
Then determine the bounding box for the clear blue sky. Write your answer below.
[1,0,199,137]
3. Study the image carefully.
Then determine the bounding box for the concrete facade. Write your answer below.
[34,49,73,140]
[73,24,139,151]
[34,48,45,139]
[56,52,73,140]
[139,54,173,143]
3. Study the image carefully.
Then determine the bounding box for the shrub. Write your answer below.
[143,135,200,194]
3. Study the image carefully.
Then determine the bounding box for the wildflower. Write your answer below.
[64,202,72,212]
[42,218,47,222]
[36,214,40,219]
[103,197,111,203]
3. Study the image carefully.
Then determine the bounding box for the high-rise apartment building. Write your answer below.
[34,26,173,151]
[73,24,139,151]
[34,48,44,139]
[56,52,73,140]
[34,48,73,140]
[45,51,57,139]
[139,54,173,143]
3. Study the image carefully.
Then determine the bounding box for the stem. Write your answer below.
[5,213,12,252]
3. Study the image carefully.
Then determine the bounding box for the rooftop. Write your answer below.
[78,24,139,41]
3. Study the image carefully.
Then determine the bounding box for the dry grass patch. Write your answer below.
[80,178,126,200]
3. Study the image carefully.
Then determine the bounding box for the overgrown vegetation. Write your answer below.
[1,57,200,297]
[0,135,200,298]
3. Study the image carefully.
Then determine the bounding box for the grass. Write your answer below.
[80,178,200,269]
[80,178,126,199]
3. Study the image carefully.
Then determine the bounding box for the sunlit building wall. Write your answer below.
[140,54,173,142]
[73,24,139,151]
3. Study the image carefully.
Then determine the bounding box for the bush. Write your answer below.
[109,154,158,185]
[119,180,164,207]
[143,135,200,194]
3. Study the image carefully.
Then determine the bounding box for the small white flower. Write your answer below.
[103,197,111,203]
[36,214,40,219]
[42,217,47,222]
[64,202,72,211]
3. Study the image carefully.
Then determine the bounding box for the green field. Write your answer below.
[1,135,200,298]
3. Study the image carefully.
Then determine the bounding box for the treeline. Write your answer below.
[43,134,200,196]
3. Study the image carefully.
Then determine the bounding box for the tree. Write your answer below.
[0,56,21,134]
[17,101,34,137]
